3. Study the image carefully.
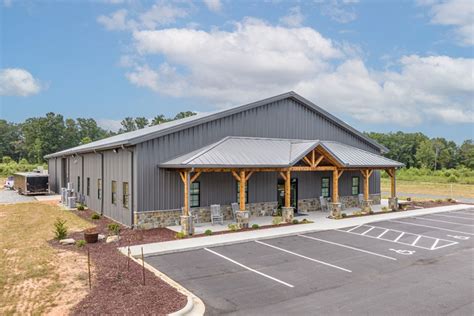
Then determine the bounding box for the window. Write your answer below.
[321,177,330,198]
[86,178,90,196]
[123,182,129,209]
[236,181,249,204]
[352,176,360,195]
[97,179,102,200]
[190,182,200,207]
[111,181,117,205]
[77,176,81,193]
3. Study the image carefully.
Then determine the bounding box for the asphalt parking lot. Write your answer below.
[146,208,474,315]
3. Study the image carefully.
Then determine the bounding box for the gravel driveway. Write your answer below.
[0,189,35,204]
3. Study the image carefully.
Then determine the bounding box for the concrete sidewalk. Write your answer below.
[122,203,473,257]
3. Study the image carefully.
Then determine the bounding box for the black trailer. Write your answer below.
[13,172,49,195]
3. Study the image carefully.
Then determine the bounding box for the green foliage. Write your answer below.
[300,218,314,224]
[176,232,186,239]
[2,156,12,164]
[381,206,389,212]
[91,213,101,220]
[251,224,260,229]
[204,229,213,235]
[272,216,282,225]
[107,223,121,235]
[77,204,85,211]
[341,213,347,218]
[292,219,299,224]
[228,223,239,231]
[381,167,474,184]
[76,240,86,248]
[0,160,45,177]
[53,218,68,240]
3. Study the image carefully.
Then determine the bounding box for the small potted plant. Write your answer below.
[84,227,99,243]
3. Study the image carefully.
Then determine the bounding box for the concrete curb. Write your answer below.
[123,204,473,257]
[128,255,205,316]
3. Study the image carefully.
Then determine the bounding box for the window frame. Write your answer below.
[86,177,90,196]
[122,182,129,209]
[351,176,360,195]
[97,179,102,200]
[111,180,117,205]
[321,177,330,198]
[236,180,249,204]
[77,176,81,193]
[190,181,200,208]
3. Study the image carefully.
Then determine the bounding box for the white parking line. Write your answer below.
[204,248,294,288]
[394,232,405,242]
[255,240,352,273]
[347,225,362,232]
[389,219,474,236]
[377,229,389,238]
[451,210,474,216]
[432,213,474,220]
[411,235,422,246]
[361,227,375,235]
[415,217,474,227]
[298,235,397,261]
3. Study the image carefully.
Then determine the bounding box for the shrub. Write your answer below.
[2,156,12,164]
[368,210,374,215]
[251,224,260,229]
[228,223,239,231]
[76,240,86,248]
[435,199,443,204]
[77,204,85,211]
[176,231,186,239]
[53,218,68,240]
[381,206,389,212]
[107,223,121,235]
[341,213,347,218]
[91,213,101,220]
[272,216,282,225]
[292,219,299,224]
[204,229,213,235]
[447,175,458,183]
[300,218,314,224]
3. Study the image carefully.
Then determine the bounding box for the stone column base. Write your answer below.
[330,203,342,219]
[282,207,294,223]
[180,215,195,236]
[236,211,250,229]
[361,200,373,212]
[388,197,398,211]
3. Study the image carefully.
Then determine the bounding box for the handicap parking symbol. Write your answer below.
[389,249,416,255]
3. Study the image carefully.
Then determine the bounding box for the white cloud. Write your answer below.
[123,18,473,125]
[97,2,189,31]
[320,0,359,23]
[280,6,304,27]
[420,0,474,46]
[0,68,43,97]
[203,0,222,12]
[96,119,122,132]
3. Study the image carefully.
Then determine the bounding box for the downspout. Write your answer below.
[122,145,135,228]
[100,151,104,215]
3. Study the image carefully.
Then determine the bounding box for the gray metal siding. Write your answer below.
[68,156,83,193]
[136,98,381,212]
[103,149,133,226]
[82,153,102,213]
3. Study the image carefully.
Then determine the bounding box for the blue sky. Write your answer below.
[1,0,473,143]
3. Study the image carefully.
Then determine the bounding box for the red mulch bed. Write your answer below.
[409,199,459,209]
[50,208,186,315]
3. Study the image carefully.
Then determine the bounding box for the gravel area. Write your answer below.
[51,208,187,315]
[0,189,35,204]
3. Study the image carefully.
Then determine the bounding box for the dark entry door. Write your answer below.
[277,178,298,211]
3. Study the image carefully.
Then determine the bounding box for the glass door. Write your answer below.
[277,178,298,211]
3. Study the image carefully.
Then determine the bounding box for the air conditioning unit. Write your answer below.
[67,196,76,209]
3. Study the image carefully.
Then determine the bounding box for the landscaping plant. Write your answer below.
[272,216,282,225]
[251,224,260,229]
[228,223,239,231]
[53,218,68,240]
[91,213,101,220]
[176,231,186,239]
[107,223,121,235]
[76,239,86,248]
[292,219,299,224]
[204,229,213,236]
[77,204,85,211]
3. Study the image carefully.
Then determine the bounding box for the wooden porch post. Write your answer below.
[285,169,291,208]
[182,170,190,216]
[389,168,396,198]
[239,170,246,211]
[360,169,373,201]
[332,169,339,203]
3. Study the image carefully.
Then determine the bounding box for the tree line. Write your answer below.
[0,111,196,163]
[0,112,472,170]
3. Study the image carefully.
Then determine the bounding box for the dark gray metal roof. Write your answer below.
[44,91,387,158]
[160,136,403,169]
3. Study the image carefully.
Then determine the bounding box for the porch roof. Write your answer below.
[159,136,404,169]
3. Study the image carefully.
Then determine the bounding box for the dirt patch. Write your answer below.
[53,208,187,315]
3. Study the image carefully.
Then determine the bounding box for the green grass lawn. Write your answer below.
[381,178,474,199]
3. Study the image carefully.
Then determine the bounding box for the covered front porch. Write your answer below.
[159,136,404,235]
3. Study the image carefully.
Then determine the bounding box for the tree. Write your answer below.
[76,118,108,141]
[416,139,436,169]
[135,117,149,129]
[150,114,170,126]
[174,111,197,120]
[119,117,137,133]
[81,136,92,144]
[459,140,474,169]
[0,120,22,161]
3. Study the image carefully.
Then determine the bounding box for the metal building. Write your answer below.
[45,92,403,228]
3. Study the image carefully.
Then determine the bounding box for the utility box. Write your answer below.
[13,172,49,195]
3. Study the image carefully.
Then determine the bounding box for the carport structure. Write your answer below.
[160,136,404,234]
